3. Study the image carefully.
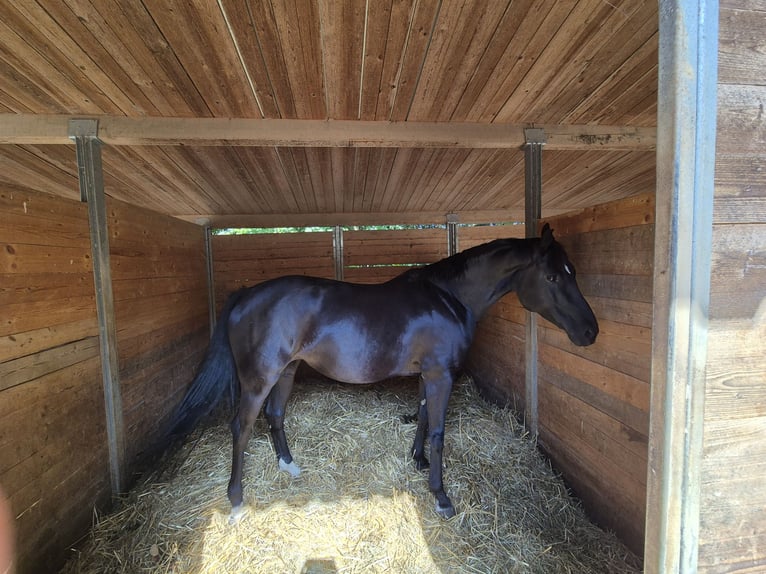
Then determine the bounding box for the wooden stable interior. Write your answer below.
[0,2,763,573]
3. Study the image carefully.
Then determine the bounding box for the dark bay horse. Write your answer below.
[168,224,598,521]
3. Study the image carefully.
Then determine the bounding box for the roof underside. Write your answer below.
[0,0,658,226]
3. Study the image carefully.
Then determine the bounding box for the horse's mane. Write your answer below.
[400,238,519,283]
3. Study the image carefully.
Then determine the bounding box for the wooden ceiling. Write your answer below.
[0,0,658,227]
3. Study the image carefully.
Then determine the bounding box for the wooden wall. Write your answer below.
[467,193,654,556]
[539,193,653,556]
[697,4,766,571]
[0,188,210,574]
[0,188,107,574]
[108,198,209,465]
[212,231,334,310]
[343,227,447,283]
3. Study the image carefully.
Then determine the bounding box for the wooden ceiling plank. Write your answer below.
[140,0,260,118]
[318,0,365,119]
[45,0,162,116]
[113,0,211,117]
[463,0,567,122]
[330,147,354,213]
[389,0,442,121]
[0,56,59,114]
[0,15,106,114]
[564,33,658,125]
[370,0,415,121]
[368,148,399,213]
[410,0,514,121]
[217,0,278,118]
[269,0,326,119]
[230,148,287,214]
[495,0,618,122]
[9,1,147,114]
[457,150,525,211]
[541,3,657,124]
[84,0,200,116]
[0,145,79,200]
[450,0,536,121]
[358,0,392,121]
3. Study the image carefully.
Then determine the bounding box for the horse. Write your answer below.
[167,224,598,522]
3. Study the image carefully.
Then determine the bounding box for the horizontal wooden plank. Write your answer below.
[587,296,653,329]
[539,381,647,481]
[538,424,646,556]
[718,8,766,85]
[0,242,92,274]
[539,317,652,384]
[543,192,655,236]
[716,84,766,155]
[0,115,657,150]
[0,318,97,363]
[0,336,99,392]
[539,360,649,436]
[558,225,655,276]
[540,343,650,413]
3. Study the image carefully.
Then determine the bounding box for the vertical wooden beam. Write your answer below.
[446,214,459,256]
[204,226,217,332]
[69,119,126,496]
[647,2,718,573]
[524,128,546,437]
[333,225,344,280]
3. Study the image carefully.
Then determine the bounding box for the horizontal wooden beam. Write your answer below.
[174,208,571,228]
[0,114,655,150]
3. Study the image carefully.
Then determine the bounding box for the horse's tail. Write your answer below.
[166,288,248,439]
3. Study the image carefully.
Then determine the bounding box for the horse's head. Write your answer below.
[516,224,599,346]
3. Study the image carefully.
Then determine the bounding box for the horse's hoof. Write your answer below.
[435,501,456,519]
[229,504,247,525]
[279,458,301,478]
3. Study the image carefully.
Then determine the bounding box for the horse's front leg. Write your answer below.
[422,370,455,518]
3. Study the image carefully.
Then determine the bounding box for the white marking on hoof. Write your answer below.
[435,501,456,519]
[229,504,247,525]
[279,458,301,477]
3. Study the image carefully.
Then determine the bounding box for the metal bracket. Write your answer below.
[523,127,547,146]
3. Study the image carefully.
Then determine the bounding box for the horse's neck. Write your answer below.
[443,248,531,319]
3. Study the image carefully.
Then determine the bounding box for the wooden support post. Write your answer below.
[446,214,459,256]
[524,128,546,438]
[69,118,126,496]
[646,2,718,573]
[333,225,344,281]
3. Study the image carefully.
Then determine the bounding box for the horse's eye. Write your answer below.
[546,274,558,283]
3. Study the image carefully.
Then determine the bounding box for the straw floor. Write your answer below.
[61,376,641,574]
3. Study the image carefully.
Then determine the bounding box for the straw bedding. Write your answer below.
[61,376,641,574]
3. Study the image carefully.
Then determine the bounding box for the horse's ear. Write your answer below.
[540,223,554,251]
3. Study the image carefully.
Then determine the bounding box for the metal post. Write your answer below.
[523,127,546,438]
[333,225,344,281]
[646,2,718,573]
[204,227,216,333]
[69,118,126,496]
[446,214,459,256]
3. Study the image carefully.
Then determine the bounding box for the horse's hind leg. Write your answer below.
[411,376,430,470]
[264,360,301,477]
[228,379,272,522]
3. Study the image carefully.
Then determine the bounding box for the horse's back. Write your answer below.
[227,274,473,384]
